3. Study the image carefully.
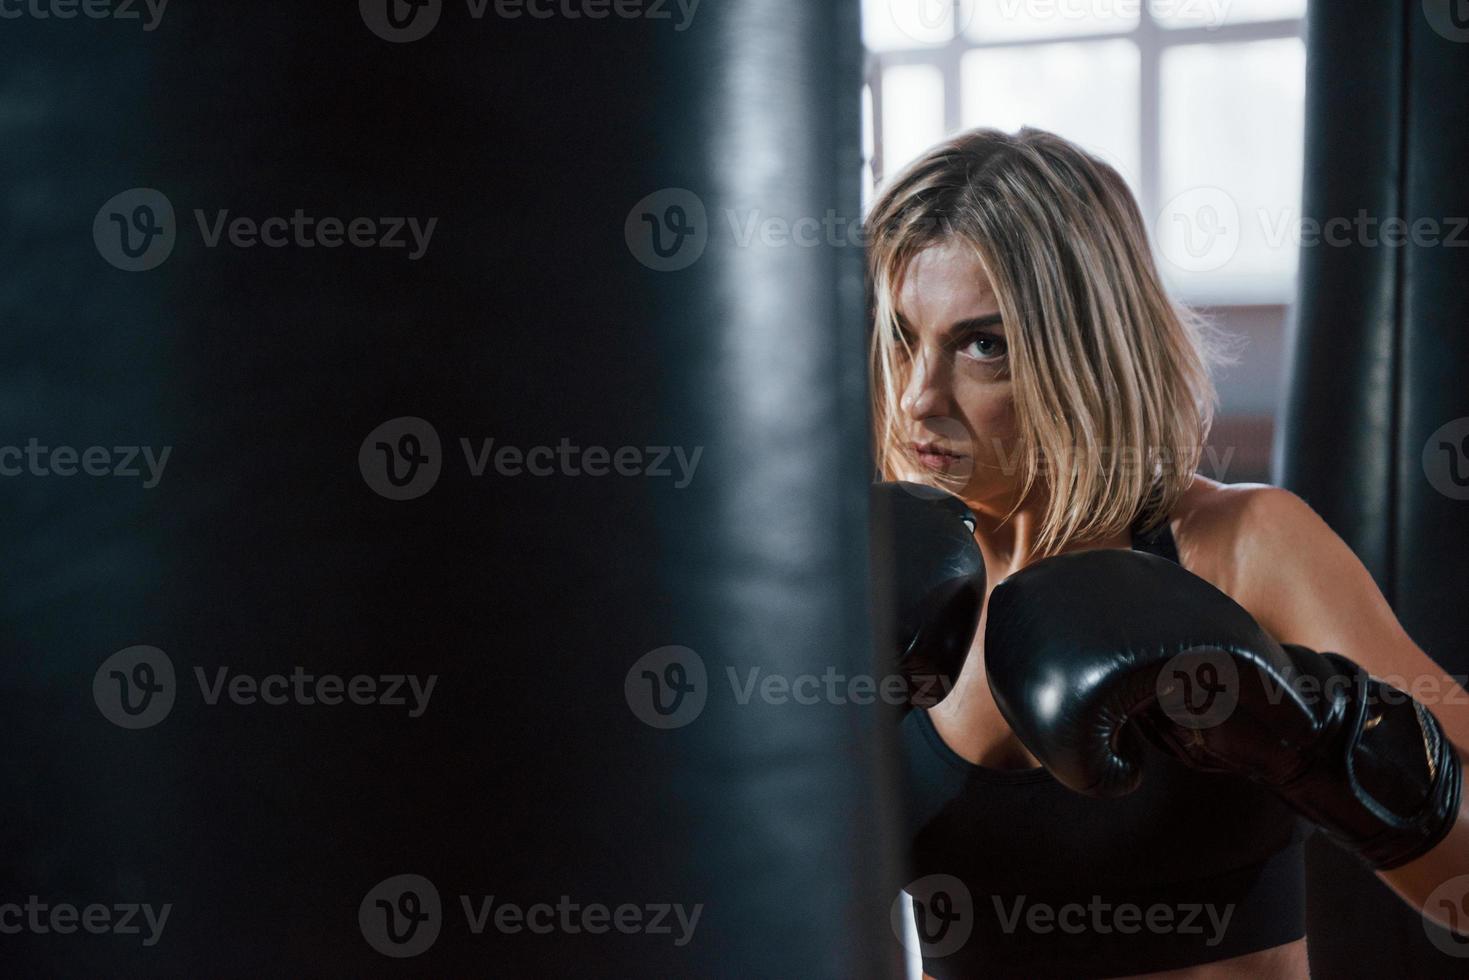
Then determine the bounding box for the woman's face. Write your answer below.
[894,240,1022,509]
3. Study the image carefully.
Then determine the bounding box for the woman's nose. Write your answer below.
[900,347,945,420]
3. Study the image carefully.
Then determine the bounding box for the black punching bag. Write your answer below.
[0,3,900,976]
[1277,1,1469,976]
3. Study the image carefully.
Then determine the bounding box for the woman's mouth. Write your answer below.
[913,442,967,472]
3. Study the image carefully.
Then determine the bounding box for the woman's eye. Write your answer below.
[959,333,1007,361]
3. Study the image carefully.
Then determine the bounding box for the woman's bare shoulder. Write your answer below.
[1171,476,1421,658]
[1169,475,1303,612]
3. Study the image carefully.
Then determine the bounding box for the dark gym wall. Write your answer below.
[1277,1,1469,976]
[0,2,896,977]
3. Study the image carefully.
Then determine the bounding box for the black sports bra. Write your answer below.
[899,515,1307,979]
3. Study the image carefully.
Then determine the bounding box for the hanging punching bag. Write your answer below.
[1277,1,1469,976]
[0,2,899,975]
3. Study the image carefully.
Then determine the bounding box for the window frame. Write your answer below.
[864,1,1307,304]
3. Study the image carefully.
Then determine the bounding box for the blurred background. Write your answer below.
[860,0,1309,484]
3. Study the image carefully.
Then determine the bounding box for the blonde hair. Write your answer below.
[866,127,1235,559]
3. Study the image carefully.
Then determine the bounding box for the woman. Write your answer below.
[867,127,1469,979]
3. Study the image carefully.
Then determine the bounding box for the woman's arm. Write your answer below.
[1228,485,1469,931]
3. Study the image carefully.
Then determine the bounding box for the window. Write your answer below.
[862,0,1307,304]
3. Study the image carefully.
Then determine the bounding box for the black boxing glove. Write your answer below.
[870,481,986,711]
[984,548,1462,871]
